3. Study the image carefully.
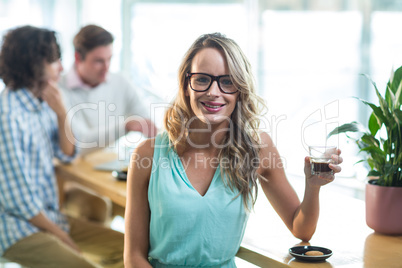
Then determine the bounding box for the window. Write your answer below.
[261,10,362,176]
[128,2,251,99]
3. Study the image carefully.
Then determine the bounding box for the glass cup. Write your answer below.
[308,145,336,175]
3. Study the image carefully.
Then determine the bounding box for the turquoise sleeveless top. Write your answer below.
[148,132,249,267]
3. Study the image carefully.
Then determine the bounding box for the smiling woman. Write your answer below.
[123,32,343,267]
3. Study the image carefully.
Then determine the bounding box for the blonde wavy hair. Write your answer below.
[164,33,266,208]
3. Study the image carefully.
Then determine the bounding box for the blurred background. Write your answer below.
[1,0,402,199]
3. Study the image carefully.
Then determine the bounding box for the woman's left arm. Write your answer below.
[258,132,342,241]
[41,80,75,156]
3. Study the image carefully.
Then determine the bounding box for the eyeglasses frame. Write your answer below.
[186,72,238,94]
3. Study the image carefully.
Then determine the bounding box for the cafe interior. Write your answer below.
[0,0,401,267]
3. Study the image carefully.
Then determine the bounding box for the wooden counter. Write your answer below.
[56,152,127,207]
[56,152,402,268]
[241,177,402,267]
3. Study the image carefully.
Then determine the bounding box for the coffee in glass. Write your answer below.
[308,145,336,175]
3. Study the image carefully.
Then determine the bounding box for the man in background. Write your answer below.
[59,25,157,222]
[60,24,157,155]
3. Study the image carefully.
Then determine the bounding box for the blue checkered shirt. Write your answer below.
[0,88,76,256]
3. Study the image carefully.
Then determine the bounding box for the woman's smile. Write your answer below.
[200,101,226,112]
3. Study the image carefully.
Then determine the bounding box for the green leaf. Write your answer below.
[360,146,386,168]
[383,139,389,154]
[356,139,369,150]
[386,85,396,110]
[368,112,380,136]
[390,66,402,94]
[360,145,385,155]
[354,159,366,164]
[362,74,393,127]
[360,99,388,126]
[394,77,402,108]
[367,158,375,169]
[394,109,402,124]
[327,122,365,139]
[386,82,393,106]
[383,164,399,186]
[368,170,382,177]
[361,133,379,147]
[396,151,402,165]
[373,82,393,127]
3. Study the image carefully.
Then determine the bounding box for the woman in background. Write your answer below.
[124,32,342,267]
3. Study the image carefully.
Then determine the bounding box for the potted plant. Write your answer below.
[327,66,402,235]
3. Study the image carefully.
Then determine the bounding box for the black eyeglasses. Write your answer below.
[186,73,238,94]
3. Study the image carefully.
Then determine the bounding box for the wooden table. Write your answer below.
[56,152,402,268]
[56,152,127,208]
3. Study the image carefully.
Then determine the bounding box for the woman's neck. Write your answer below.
[185,120,229,152]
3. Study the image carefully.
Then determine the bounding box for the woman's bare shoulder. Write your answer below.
[257,131,284,176]
[258,131,276,150]
[133,138,156,158]
[128,138,156,178]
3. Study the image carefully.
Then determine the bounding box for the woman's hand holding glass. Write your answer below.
[304,148,343,187]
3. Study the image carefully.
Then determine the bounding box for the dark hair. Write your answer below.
[73,25,114,59]
[0,25,61,90]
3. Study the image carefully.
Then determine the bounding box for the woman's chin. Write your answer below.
[203,114,231,127]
